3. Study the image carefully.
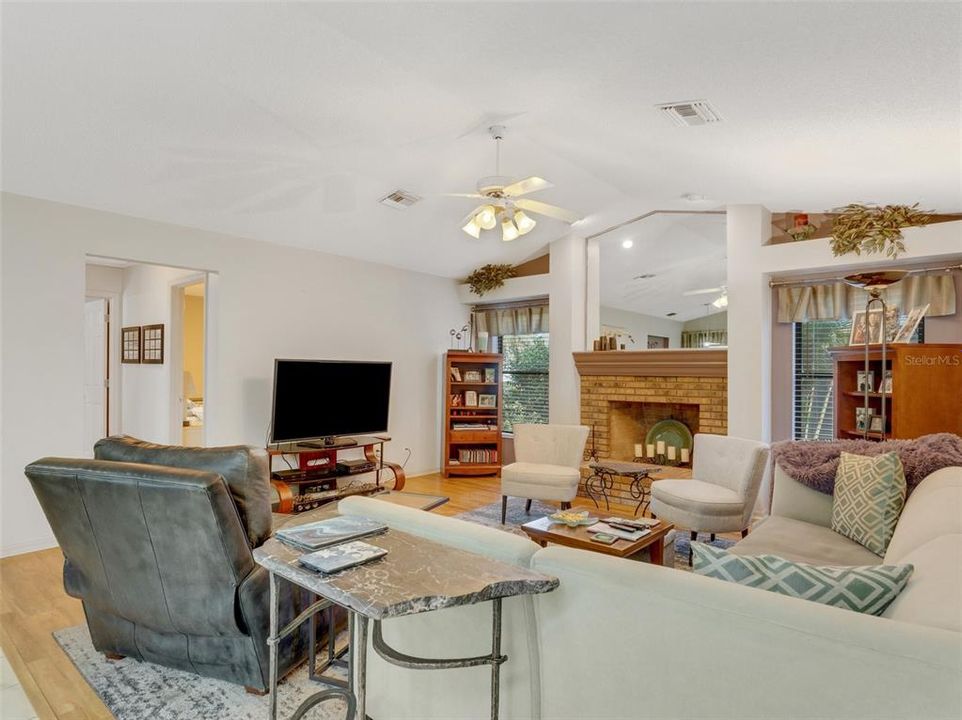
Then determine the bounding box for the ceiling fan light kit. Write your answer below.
[452,125,580,240]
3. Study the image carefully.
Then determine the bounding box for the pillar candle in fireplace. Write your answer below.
[646,444,655,458]
[634,443,644,458]
[667,445,677,461]
[681,448,691,464]
[656,440,666,455]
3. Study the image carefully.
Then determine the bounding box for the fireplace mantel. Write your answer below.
[573,349,727,378]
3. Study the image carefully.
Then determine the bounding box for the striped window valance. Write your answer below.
[776,270,957,323]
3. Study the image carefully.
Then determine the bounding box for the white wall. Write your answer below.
[682,311,727,333]
[548,233,586,424]
[120,264,200,443]
[600,306,683,349]
[1,193,465,556]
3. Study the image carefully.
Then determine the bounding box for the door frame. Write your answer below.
[85,290,121,436]
[169,272,209,446]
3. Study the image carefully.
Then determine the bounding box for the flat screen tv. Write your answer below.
[269,359,392,445]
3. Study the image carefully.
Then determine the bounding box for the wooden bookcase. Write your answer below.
[442,351,503,478]
[829,343,962,440]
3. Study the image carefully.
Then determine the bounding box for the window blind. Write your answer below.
[498,333,549,433]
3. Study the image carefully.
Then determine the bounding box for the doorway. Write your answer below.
[178,281,206,445]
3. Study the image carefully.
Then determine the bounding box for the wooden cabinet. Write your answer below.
[830,343,962,440]
[442,351,503,477]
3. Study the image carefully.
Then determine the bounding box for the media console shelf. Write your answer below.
[266,435,406,513]
[443,351,503,478]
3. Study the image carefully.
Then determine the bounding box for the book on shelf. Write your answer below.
[452,422,497,430]
[275,516,387,551]
[456,448,499,464]
[298,540,387,574]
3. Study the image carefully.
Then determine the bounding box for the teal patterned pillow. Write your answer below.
[692,542,913,616]
[831,451,906,556]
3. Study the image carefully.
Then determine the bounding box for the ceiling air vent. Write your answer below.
[656,100,722,127]
[379,189,421,210]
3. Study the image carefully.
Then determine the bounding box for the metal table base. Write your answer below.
[267,572,507,720]
[584,463,654,516]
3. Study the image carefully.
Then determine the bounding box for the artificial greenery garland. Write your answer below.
[830,203,930,259]
[466,263,517,296]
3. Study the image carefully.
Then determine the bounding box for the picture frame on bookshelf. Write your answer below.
[893,304,929,343]
[856,370,875,393]
[464,390,478,407]
[869,415,884,433]
[849,307,899,345]
[877,370,893,395]
[463,370,483,383]
[484,367,496,383]
[855,406,874,432]
[450,367,462,382]
[478,393,497,408]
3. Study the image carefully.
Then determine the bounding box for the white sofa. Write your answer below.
[337,465,962,719]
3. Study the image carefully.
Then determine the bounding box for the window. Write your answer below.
[793,316,923,440]
[497,333,549,433]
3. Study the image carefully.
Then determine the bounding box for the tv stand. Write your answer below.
[300,436,359,449]
[266,434,406,514]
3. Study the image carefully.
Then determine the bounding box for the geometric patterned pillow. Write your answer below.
[830,451,906,556]
[692,542,913,616]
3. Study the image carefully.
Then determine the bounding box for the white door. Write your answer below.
[83,297,108,454]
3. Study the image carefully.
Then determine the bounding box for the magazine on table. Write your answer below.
[298,541,388,574]
[275,516,387,551]
[587,522,651,542]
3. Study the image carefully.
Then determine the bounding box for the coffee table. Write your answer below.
[520,516,675,565]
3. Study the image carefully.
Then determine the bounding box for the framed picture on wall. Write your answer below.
[142,324,165,364]
[122,326,141,363]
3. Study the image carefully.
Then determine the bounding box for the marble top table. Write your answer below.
[254,527,558,620]
[254,522,558,720]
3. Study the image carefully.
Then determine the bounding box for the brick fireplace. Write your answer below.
[573,349,728,505]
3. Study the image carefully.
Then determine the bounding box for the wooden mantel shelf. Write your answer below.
[573,349,728,378]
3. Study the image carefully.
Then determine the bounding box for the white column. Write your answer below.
[726,205,772,442]
[548,233,587,424]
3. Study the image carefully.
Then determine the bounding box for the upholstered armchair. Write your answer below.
[501,424,589,523]
[650,433,770,561]
[25,435,316,693]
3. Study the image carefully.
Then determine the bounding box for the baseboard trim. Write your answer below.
[404,468,441,479]
[1,535,59,558]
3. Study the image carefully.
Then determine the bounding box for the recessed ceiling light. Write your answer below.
[666,312,677,317]
[622,239,634,249]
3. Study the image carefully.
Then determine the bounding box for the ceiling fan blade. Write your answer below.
[682,286,725,296]
[514,198,581,224]
[444,193,487,199]
[503,176,553,197]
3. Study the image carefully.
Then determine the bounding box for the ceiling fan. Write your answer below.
[448,125,581,241]
[684,285,728,308]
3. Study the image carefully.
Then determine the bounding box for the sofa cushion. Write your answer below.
[831,451,906,556]
[881,534,962,632]
[733,515,882,566]
[501,462,580,486]
[693,542,913,616]
[94,435,272,548]
[884,466,962,563]
[650,478,743,517]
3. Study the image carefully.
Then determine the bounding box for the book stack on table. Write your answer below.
[276,516,389,574]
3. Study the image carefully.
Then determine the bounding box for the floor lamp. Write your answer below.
[843,271,907,440]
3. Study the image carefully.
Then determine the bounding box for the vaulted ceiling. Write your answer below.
[3,2,959,277]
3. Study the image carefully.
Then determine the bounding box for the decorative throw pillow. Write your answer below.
[692,542,913,616]
[831,451,906,556]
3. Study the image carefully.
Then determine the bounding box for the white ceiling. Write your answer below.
[599,212,727,322]
[3,3,960,278]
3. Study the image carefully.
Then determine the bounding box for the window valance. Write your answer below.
[776,271,957,323]
[472,300,548,350]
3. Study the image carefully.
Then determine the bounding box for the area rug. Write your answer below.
[455,500,734,571]
[53,624,348,720]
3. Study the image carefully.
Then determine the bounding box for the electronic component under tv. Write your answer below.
[270,360,392,445]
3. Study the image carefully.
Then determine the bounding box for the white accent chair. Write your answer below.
[501,424,589,524]
[650,433,769,561]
